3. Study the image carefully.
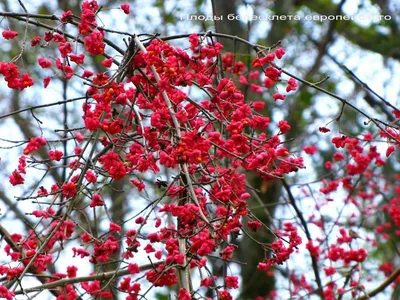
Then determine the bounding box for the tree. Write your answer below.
[1,1,400,299]
[204,0,400,298]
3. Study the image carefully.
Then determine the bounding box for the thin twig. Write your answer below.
[0,97,86,120]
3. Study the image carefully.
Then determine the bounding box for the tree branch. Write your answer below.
[281,179,323,297]
[14,260,165,295]
[356,266,400,300]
